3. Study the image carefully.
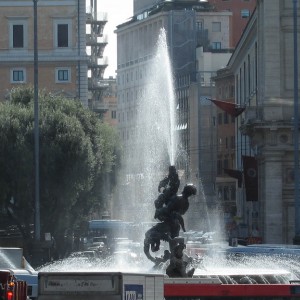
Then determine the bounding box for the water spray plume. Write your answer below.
[136,28,178,168]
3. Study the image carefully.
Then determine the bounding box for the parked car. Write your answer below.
[69,250,99,259]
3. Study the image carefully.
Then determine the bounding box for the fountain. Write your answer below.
[37,29,300,288]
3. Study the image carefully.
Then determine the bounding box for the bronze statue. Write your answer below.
[166,238,195,278]
[143,166,196,277]
[157,166,180,198]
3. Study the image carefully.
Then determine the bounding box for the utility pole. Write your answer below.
[33,0,40,242]
[293,0,300,245]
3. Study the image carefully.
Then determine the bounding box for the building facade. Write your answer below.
[186,47,232,231]
[0,0,109,110]
[0,0,88,105]
[212,67,241,239]
[133,0,257,48]
[228,0,300,243]
[101,76,118,127]
[208,0,257,47]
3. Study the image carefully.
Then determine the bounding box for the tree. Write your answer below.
[0,86,120,256]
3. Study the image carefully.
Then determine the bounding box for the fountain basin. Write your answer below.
[194,267,292,284]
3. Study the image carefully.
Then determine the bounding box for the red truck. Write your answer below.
[0,270,27,300]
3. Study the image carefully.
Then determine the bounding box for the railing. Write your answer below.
[86,7,108,22]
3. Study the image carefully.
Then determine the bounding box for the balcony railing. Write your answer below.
[86,7,108,22]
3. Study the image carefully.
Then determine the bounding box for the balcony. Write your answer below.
[86,7,107,22]
[89,100,109,114]
[88,56,108,68]
[88,78,109,90]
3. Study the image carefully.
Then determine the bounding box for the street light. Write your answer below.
[33,0,40,242]
[293,0,300,244]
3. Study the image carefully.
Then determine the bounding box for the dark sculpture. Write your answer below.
[143,166,197,277]
[157,165,180,200]
[166,238,195,278]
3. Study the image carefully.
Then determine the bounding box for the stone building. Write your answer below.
[133,0,257,48]
[228,0,300,243]
[0,0,88,104]
[0,0,108,109]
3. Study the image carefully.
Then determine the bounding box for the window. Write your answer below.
[218,113,223,125]
[13,25,24,48]
[54,20,71,48]
[11,68,25,83]
[217,160,223,175]
[241,9,250,18]
[56,68,71,83]
[218,187,223,200]
[111,111,117,119]
[224,158,229,169]
[224,186,229,201]
[9,20,28,49]
[212,42,221,49]
[230,85,235,97]
[224,112,229,124]
[230,136,235,149]
[58,24,68,47]
[212,22,221,32]
[196,21,203,30]
[231,186,236,201]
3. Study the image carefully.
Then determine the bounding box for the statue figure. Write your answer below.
[143,169,197,278]
[158,165,180,199]
[166,238,195,278]
[154,166,180,214]
[154,183,196,232]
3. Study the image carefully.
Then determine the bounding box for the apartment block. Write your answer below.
[133,0,257,48]
[0,0,88,104]
[208,0,257,47]
[227,0,300,243]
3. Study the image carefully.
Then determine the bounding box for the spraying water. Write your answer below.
[119,28,179,223]
[137,28,178,166]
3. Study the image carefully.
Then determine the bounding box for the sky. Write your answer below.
[98,0,134,78]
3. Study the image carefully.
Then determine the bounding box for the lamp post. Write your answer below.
[293,0,300,244]
[33,0,40,242]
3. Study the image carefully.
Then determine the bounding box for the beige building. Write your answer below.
[0,0,108,108]
[228,0,300,243]
[0,0,88,104]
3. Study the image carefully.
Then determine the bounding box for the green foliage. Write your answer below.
[0,86,120,252]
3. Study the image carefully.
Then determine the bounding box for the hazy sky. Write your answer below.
[98,0,134,78]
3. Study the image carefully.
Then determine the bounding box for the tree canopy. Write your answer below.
[0,86,120,255]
